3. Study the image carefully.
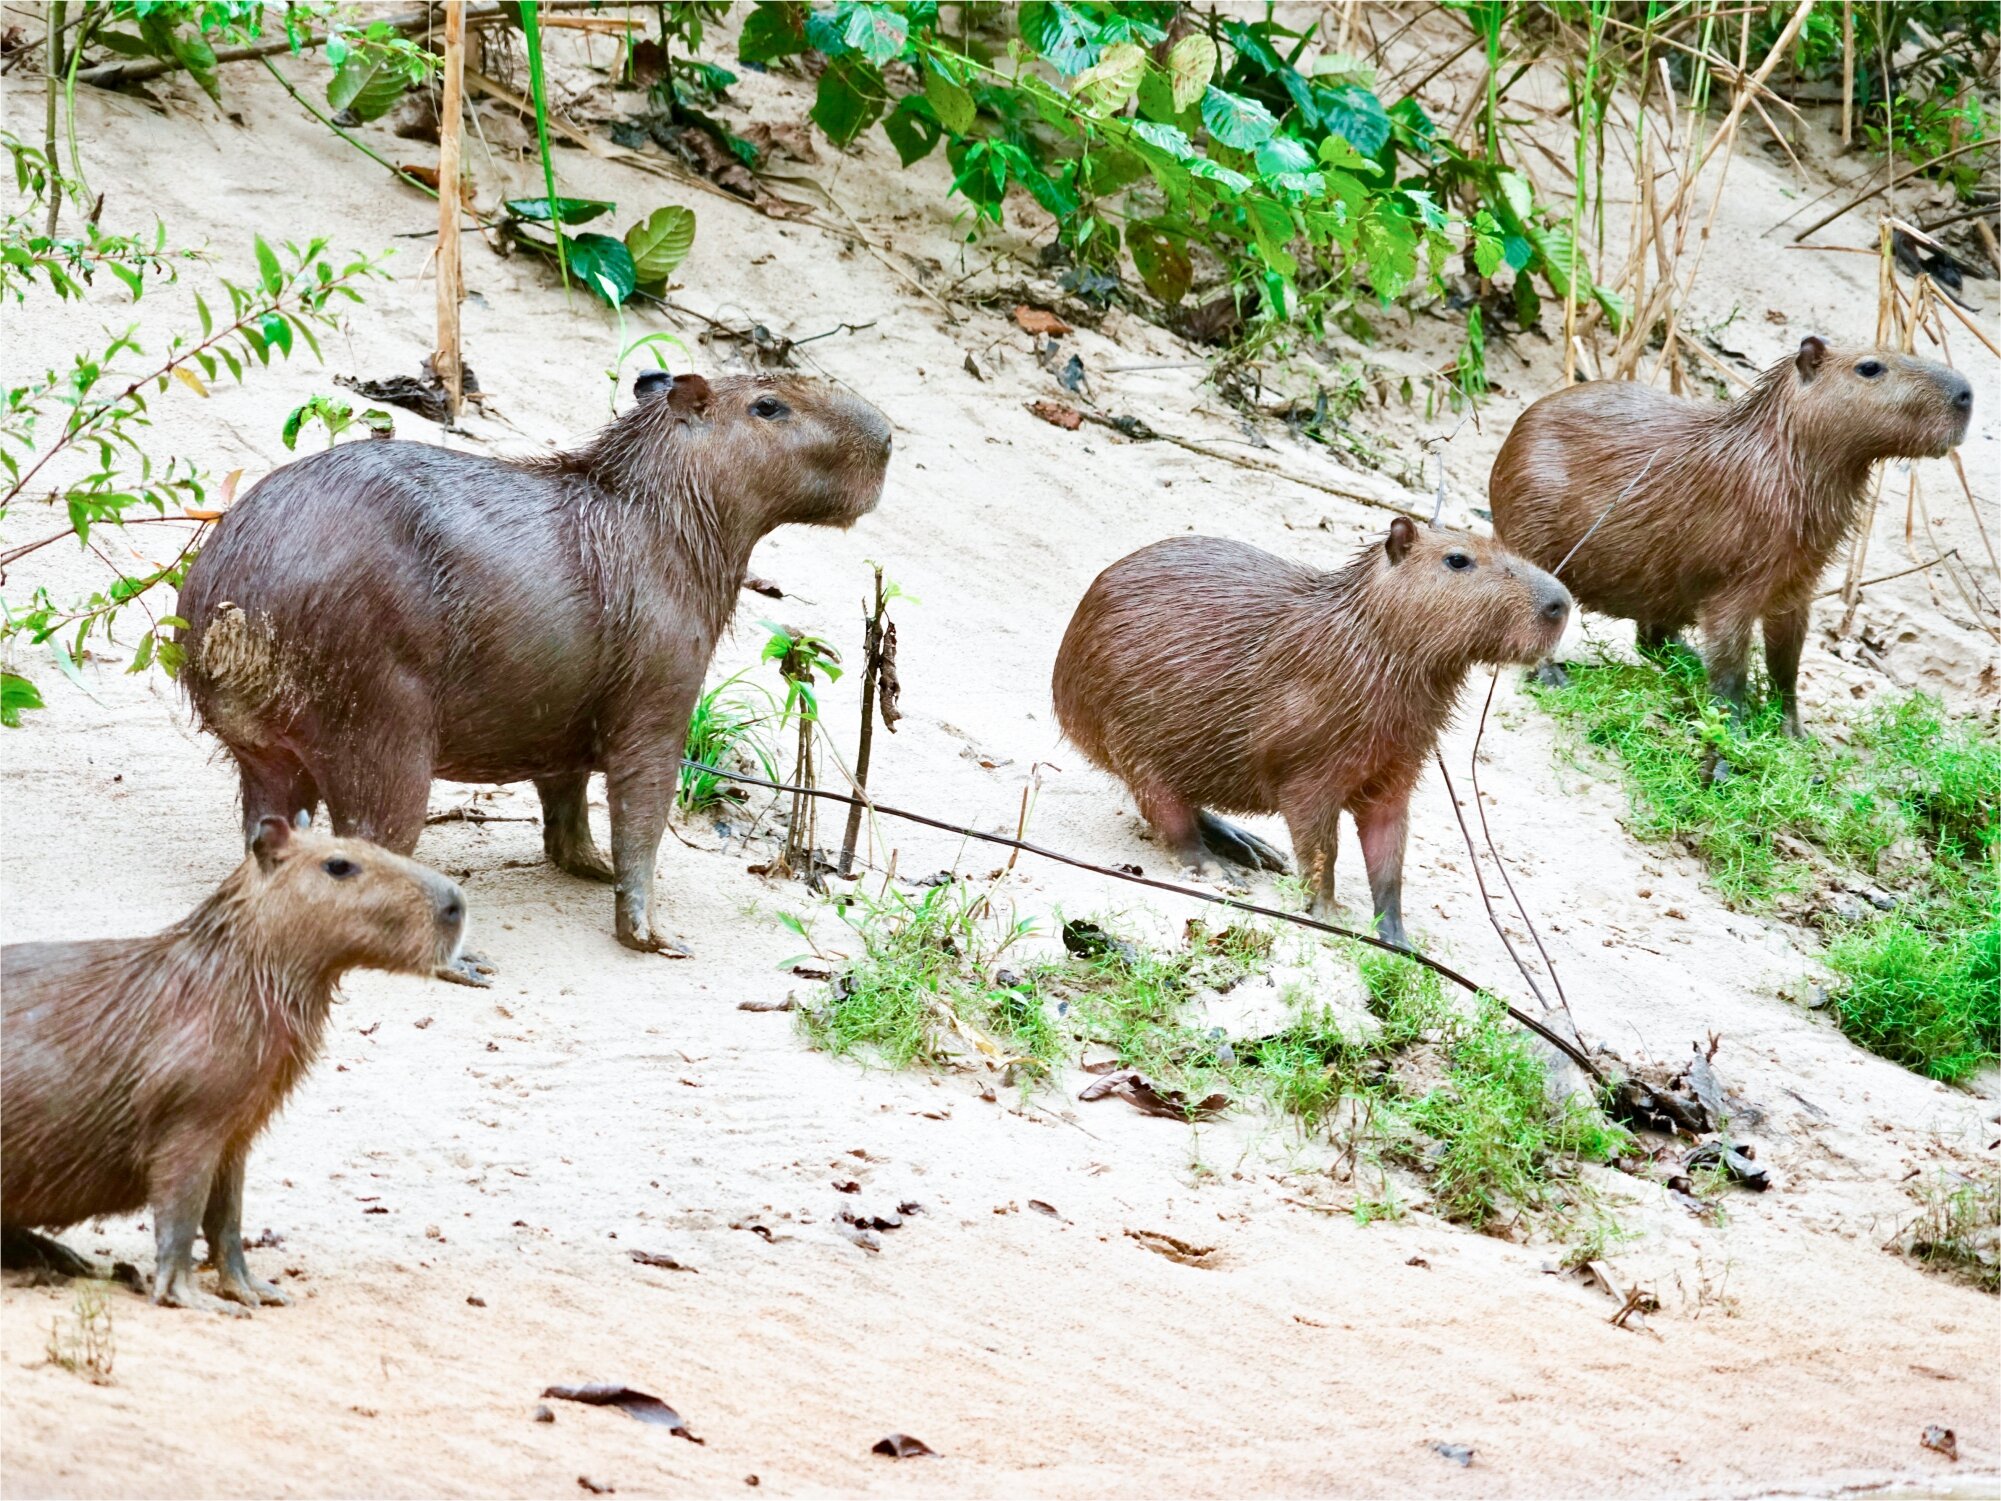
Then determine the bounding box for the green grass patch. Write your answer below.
[1897,1171,2000,1295]
[679,672,779,814]
[1532,649,1999,1082]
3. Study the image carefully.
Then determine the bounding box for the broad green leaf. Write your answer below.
[1254,135,1314,179]
[1316,83,1391,156]
[261,312,292,357]
[883,95,943,167]
[1131,121,1196,161]
[1248,198,1298,279]
[1081,147,1146,196]
[1166,34,1217,112]
[0,671,43,728]
[253,235,283,297]
[840,3,907,65]
[1020,1,1099,76]
[812,57,885,146]
[924,57,975,135]
[1072,41,1145,116]
[1199,86,1277,150]
[1127,223,1191,306]
[1497,168,1534,225]
[1186,157,1251,193]
[1473,233,1504,278]
[1503,234,1533,271]
[505,196,616,225]
[326,45,410,122]
[738,1,807,62]
[568,232,637,306]
[625,205,696,284]
[1134,66,1179,124]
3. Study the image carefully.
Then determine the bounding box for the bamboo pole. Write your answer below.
[435,1,466,426]
[1840,0,1854,145]
[42,1,65,237]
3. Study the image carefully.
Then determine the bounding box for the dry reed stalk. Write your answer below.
[1840,0,1854,145]
[434,1,466,424]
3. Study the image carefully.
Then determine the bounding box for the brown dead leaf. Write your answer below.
[741,574,785,598]
[1028,399,1082,431]
[542,1385,702,1443]
[872,1434,937,1459]
[395,163,441,190]
[1922,1425,1959,1461]
[1125,1228,1219,1266]
[627,1250,696,1272]
[1013,306,1073,336]
[1078,1068,1228,1120]
[741,120,821,164]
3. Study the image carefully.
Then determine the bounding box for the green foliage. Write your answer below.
[280,394,389,449]
[1532,652,1999,1082]
[796,878,1056,1075]
[502,198,697,306]
[759,620,842,720]
[679,672,779,813]
[1897,1170,2000,1294]
[1,142,383,718]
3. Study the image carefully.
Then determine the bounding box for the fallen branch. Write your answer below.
[681,757,1608,1085]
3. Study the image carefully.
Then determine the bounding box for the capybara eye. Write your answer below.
[322,857,359,880]
[1445,552,1475,571]
[750,395,789,419]
[1856,359,1885,379]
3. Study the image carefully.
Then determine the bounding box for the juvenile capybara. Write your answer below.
[177,372,891,965]
[1490,336,1972,735]
[2,817,465,1315]
[1052,519,1571,947]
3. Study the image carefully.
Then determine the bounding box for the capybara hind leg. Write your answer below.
[537,773,615,883]
[606,758,688,955]
[235,750,319,845]
[1762,602,1810,738]
[201,1149,287,1308]
[150,1155,244,1317]
[1131,783,1209,876]
[1353,795,1412,951]
[1636,621,1694,661]
[1,1225,102,1280]
[1196,810,1289,873]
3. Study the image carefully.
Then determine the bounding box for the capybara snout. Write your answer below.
[1390,523,1573,666]
[246,815,468,977]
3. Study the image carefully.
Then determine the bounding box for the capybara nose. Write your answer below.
[437,888,465,933]
[1949,375,1973,412]
[1539,584,1572,624]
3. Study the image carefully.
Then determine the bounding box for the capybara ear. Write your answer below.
[252,815,293,873]
[1796,335,1827,381]
[667,373,713,414]
[633,369,674,401]
[1386,515,1416,564]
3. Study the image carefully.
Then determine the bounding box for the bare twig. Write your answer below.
[1791,137,1999,243]
[1814,548,1960,599]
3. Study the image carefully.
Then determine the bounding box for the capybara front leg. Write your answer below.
[1282,795,1345,922]
[150,1152,244,1317]
[1353,795,1413,951]
[1,1225,103,1280]
[606,759,688,956]
[235,749,319,846]
[202,1148,287,1308]
[1699,610,1757,726]
[1762,603,1810,739]
[537,773,615,882]
[1196,810,1290,874]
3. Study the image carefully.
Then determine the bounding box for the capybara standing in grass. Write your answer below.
[178,372,891,966]
[1052,519,1571,948]
[1490,337,1972,735]
[1,817,465,1315]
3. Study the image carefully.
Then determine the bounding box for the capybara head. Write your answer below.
[619,370,892,529]
[1373,517,1571,666]
[1784,336,1972,462]
[235,816,465,979]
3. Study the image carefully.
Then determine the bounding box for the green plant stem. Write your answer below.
[43,1,65,238]
[259,59,439,199]
[518,0,568,288]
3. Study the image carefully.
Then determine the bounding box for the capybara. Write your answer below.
[177,372,891,965]
[1489,337,1972,735]
[1,816,465,1315]
[1052,519,1571,947]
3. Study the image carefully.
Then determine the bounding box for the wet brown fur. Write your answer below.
[175,373,891,959]
[1,820,465,1314]
[1489,338,1972,732]
[1051,522,1571,946]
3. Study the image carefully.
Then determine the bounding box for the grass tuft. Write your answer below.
[679,673,779,815]
[1897,1171,2000,1294]
[1532,650,1999,1082]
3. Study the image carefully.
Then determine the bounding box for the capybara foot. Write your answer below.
[550,841,617,884]
[1197,811,1289,874]
[1530,660,1570,689]
[216,1269,290,1308]
[154,1268,250,1317]
[2,1226,102,1280]
[436,950,495,987]
[1779,709,1806,740]
[615,915,693,957]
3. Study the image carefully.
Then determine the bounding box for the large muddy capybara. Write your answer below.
[177,372,891,967]
[1,816,465,1315]
[1489,336,1972,735]
[1052,519,1571,948]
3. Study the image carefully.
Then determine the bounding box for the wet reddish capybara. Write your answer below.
[1052,518,1571,948]
[176,372,891,968]
[1,817,465,1315]
[1489,336,1972,735]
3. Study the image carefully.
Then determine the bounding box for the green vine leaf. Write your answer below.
[839,2,908,66]
[923,56,976,135]
[506,197,616,225]
[625,205,697,285]
[812,56,886,146]
[1020,1,1099,76]
[1316,83,1392,156]
[568,233,638,306]
[1072,41,1146,116]
[1127,224,1191,307]
[1166,33,1218,112]
[1199,86,1277,150]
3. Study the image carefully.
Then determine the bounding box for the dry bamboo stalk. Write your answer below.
[1841,220,1902,621]
[435,0,466,425]
[1840,0,1854,145]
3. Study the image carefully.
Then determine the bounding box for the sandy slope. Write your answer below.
[3,11,1998,1497]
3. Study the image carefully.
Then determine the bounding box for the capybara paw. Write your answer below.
[551,843,617,883]
[1198,816,1290,874]
[616,920,694,958]
[155,1276,251,1317]
[1530,660,1570,689]
[1779,713,1806,740]
[218,1272,290,1308]
[436,950,495,988]
[1,1228,102,1279]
